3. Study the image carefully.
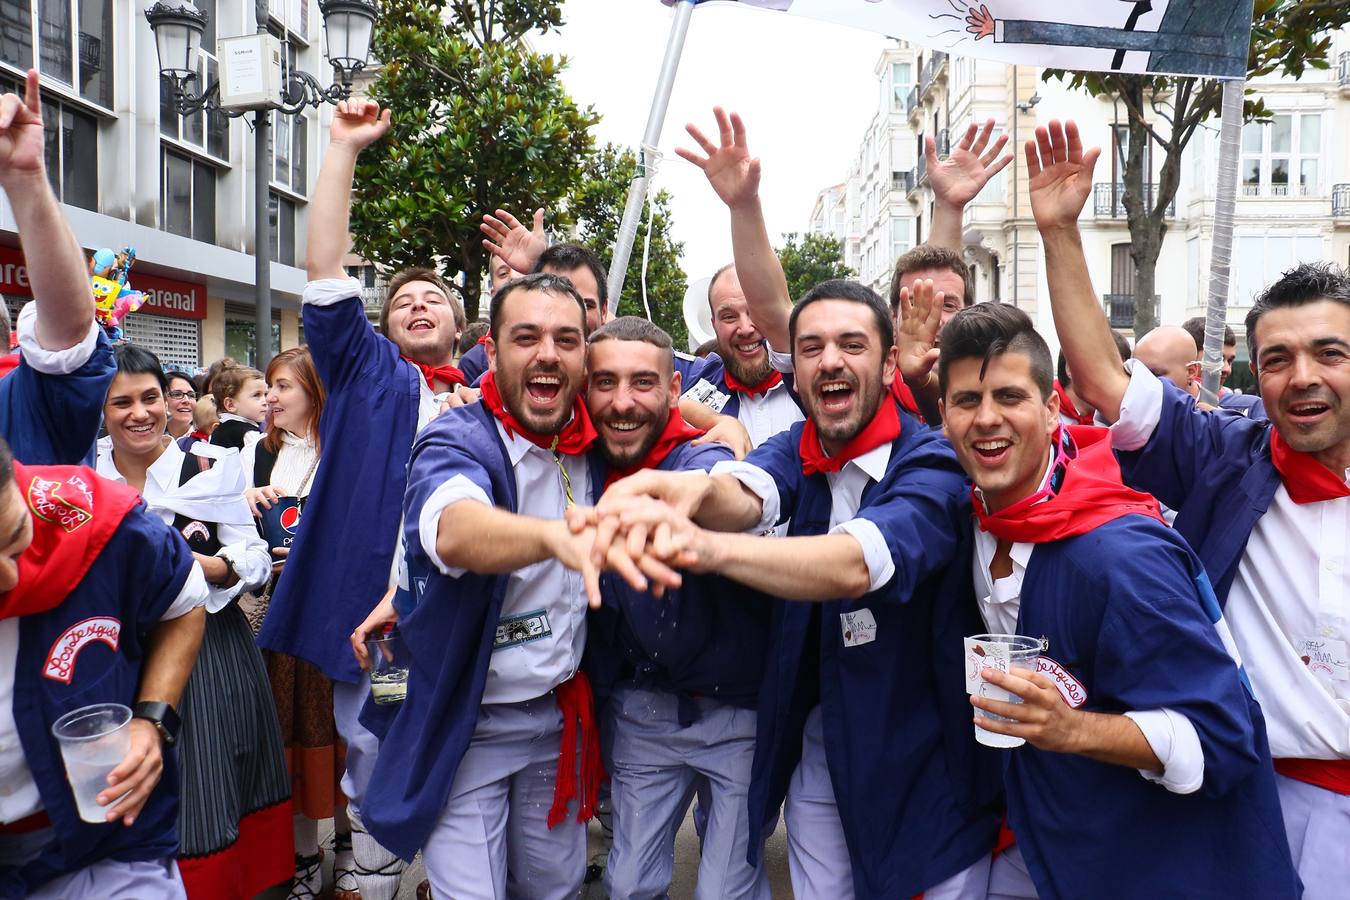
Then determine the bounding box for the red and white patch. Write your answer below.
[26,474,95,534]
[1036,655,1088,708]
[44,617,121,684]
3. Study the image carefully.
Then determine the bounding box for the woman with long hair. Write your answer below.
[97,343,293,899]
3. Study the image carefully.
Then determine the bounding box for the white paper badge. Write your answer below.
[840,609,878,648]
[964,637,1011,695]
[1298,637,1350,683]
[1036,656,1088,708]
[681,378,731,414]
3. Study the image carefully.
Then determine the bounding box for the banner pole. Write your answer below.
[607,0,698,316]
[1198,77,1245,404]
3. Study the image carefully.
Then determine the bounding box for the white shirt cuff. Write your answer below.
[208,529,272,612]
[1124,708,1205,795]
[709,460,779,532]
[15,301,100,374]
[994,19,1004,42]
[303,277,362,307]
[1110,360,1165,452]
[767,345,794,374]
[831,518,895,593]
[417,475,493,576]
[162,562,210,620]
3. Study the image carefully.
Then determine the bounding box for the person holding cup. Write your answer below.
[0,432,207,897]
[936,298,1298,899]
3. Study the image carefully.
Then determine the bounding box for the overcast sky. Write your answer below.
[535,1,890,283]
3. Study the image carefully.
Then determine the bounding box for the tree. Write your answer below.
[567,144,690,348]
[776,232,854,301]
[348,0,598,319]
[1045,0,1350,337]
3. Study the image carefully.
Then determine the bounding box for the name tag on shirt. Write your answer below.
[840,608,877,648]
[681,378,730,414]
[1298,637,1350,683]
[1036,656,1088,708]
[494,609,552,651]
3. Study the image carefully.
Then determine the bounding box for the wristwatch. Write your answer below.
[132,701,181,747]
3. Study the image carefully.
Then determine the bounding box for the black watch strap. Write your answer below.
[133,701,181,747]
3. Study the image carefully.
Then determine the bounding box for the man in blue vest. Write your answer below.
[0,71,114,466]
[0,437,207,897]
[1033,116,1350,897]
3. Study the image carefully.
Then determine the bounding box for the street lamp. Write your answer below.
[145,0,378,366]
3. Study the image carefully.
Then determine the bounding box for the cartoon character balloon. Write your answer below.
[90,247,146,342]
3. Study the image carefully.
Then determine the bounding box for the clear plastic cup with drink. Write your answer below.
[51,702,132,823]
[964,634,1042,749]
[367,628,409,705]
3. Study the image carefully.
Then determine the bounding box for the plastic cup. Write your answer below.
[967,634,1042,749]
[367,629,409,706]
[51,702,132,823]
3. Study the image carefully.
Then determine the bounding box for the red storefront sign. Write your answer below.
[0,246,204,320]
[0,246,31,296]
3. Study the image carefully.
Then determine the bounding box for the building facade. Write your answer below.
[0,0,335,370]
[825,34,1350,372]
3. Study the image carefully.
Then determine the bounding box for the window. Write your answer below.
[160,0,227,158]
[225,304,281,368]
[8,0,112,107]
[1232,234,1322,306]
[1,1,32,71]
[269,192,296,266]
[37,91,96,209]
[1241,113,1321,197]
[891,217,909,262]
[1110,125,1151,184]
[268,37,309,194]
[1110,243,1135,296]
[161,148,216,243]
[890,61,912,112]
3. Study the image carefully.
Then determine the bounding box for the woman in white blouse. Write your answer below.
[98,344,291,899]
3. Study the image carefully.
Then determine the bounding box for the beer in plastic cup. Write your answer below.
[51,702,132,823]
[367,629,409,705]
[964,634,1042,749]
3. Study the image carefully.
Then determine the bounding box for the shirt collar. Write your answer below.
[493,417,580,468]
[974,445,1056,519]
[845,440,892,483]
[218,412,257,426]
[96,438,184,495]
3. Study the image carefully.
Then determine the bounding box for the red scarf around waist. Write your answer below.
[548,671,606,828]
[1273,758,1350,795]
[402,356,467,390]
[479,371,597,455]
[723,366,782,398]
[0,464,141,620]
[1053,380,1094,426]
[800,398,902,476]
[974,426,1163,544]
[603,411,706,489]
[1270,430,1350,505]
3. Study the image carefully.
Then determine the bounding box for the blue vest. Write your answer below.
[0,333,114,466]
[684,352,798,421]
[258,295,421,683]
[458,342,488,386]
[744,408,1002,899]
[1005,516,1298,899]
[1219,390,1266,420]
[2,504,192,897]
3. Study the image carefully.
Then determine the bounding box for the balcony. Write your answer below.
[1334,183,1350,218]
[1104,294,1137,330]
[892,170,914,194]
[905,85,919,120]
[919,50,947,100]
[1093,183,1175,218]
[361,281,387,314]
[916,152,928,187]
[906,166,921,198]
[936,128,950,157]
[1339,51,1350,93]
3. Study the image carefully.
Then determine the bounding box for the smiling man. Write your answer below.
[1034,117,1350,897]
[937,301,1297,900]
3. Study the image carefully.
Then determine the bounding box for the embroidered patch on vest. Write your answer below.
[494,609,551,651]
[681,378,730,414]
[44,617,122,684]
[26,473,95,534]
[180,521,211,543]
[1036,655,1088,708]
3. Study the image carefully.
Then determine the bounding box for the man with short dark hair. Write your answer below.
[937,300,1297,899]
[1054,332,1131,427]
[1033,117,1350,896]
[1181,316,1266,418]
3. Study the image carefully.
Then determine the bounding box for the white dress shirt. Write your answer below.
[1112,361,1350,760]
[14,301,100,373]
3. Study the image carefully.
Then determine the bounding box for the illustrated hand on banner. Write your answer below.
[662,0,1256,79]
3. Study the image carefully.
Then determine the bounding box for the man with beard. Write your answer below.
[936,301,1297,900]
[359,276,674,898]
[581,317,771,899]
[255,98,469,900]
[591,281,1001,899]
[1032,117,1350,897]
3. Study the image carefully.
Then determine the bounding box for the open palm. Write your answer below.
[1025,120,1101,231]
[676,107,760,210]
[0,70,47,179]
[927,119,1012,209]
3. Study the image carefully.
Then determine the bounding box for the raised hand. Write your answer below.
[0,70,46,182]
[480,208,547,274]
[676,107,761,211]
[965,4,995,40]
[927,118,1012,211]
[329,99,392,152]
[896,279,943,385]
[1025,120,1101,233]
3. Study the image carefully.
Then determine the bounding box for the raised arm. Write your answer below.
[0,71,91,350]
[1027,120,1127,421]
[677,108,792,350]
[927,118,1013,253]
[307,99,392,280]
[480,208,548,275]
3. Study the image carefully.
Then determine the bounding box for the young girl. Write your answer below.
[242,348,355,899]
[211,365,268,449]
[98,344,293,899]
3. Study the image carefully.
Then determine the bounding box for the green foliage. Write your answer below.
[349,0,598,319]
[776,233,854,302]
[567,144,689,349]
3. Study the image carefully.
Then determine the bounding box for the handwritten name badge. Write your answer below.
[1298,637,1350,683]
[840,608,877,648]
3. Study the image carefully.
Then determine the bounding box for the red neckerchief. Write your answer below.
[548,671,606,828]
[603,412,706,489]
[188,429,210,443]
[0,464,142,620]
[800,398,902,476]
[0,353,18,379]
[723,366,782,398]
[402,356,467,390]
[974,426,1163,543]
[476,334,489,347]
[1053,380,1094,426]
[479,371,597,455]
[889,378,922,420]
[1270,429,1350,504]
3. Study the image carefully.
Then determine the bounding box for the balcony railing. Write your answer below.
[905,85,919,118]
[916,152,928,187]
[892,170,914,194]
[1104,294,1137,330]
[907,166,920,197]
[919,50,947,99]
[936,128,950,157]
[1094,183,1174,217]
[1334,184,1350,217]
[1339,51,1350,88]
[360,282,387,313]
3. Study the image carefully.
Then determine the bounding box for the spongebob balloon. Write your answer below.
[90,247,146,342]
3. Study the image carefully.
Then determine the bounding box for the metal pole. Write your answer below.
[1198,78,1245,404]
[607,0,697,316]
[255,108,272,368]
